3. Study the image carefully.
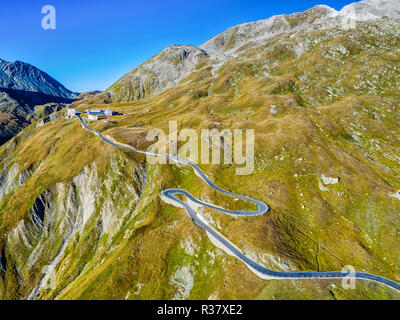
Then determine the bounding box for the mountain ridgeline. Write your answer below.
[0,59,75,100]
[0,59,76,144]
[107,0,400,102]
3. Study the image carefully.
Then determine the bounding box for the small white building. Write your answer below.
[66,108,77,119]
[88,114,99,121]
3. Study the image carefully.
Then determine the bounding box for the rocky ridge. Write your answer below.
[108,0,400,102]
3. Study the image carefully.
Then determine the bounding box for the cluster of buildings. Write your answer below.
[66,108,79,119]
[66,108,119,121]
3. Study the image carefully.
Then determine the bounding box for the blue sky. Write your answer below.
[0,0,356,92]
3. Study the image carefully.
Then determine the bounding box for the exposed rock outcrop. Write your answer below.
[108,45,208,101]
[1,154,147,299]
[340,0,400,21]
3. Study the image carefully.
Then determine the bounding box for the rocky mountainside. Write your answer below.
[1,0,400,300]
[108,45,208,101]
[0,113,29,145]
[108,0,400,103]
[200,0,400,58]
[199,5,338,59]
[0,59,77,145]
[340,0,400,20]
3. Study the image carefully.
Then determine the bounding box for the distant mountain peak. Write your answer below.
[0,59,76,100]
[198,5,338,59]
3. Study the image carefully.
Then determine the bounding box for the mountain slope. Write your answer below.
[0,59,77,145]
[199,5,338,58]
[108,45,208,102]
[108,6,339,102]
[340,0,400,20]
[0,113,29,145]
[0,59,75,100]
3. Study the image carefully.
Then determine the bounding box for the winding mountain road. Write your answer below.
[77,114,400,294]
